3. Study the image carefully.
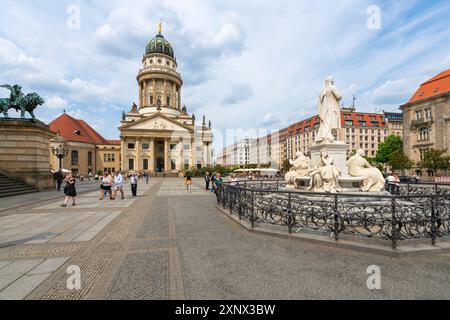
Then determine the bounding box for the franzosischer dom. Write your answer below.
[119,22,213,174]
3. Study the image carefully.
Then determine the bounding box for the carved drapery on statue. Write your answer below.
[285,152,312,188]
[309,149,342,193]
[315,76,342,144]
[0,84,44,120]
[347,149,385,192]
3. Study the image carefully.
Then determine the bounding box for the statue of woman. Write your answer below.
[285,152,311,188]
[310,149,342,193]
[315,76,342,144]
[347,149,385,192]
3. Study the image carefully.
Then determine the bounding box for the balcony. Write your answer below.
[411,117,433,129]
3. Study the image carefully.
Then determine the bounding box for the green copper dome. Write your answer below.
[145,33,174,58]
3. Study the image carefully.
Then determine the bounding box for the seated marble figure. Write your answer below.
[347,149,385,192]
[309,149,342,193]
[285,152,311,188]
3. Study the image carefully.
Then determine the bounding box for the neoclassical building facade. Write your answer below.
[119,26,213,174]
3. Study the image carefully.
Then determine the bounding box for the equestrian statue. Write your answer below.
[0,84,44,120]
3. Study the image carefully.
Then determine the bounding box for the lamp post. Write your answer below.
[51,144,69,170]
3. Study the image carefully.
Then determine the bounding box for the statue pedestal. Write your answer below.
[310,141,349,176]
[0,119,54,191]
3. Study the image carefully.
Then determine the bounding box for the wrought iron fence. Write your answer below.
[216,180,450,249]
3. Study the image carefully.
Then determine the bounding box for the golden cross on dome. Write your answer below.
[158,19,163,34]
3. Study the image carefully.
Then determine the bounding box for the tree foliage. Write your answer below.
[375,135,403,164]
[387,151,414,173]
[417,149,450,175]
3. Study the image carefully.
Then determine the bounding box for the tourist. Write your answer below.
[61,173,76,207]
[130,173,138,197]
[145,172,150,184]
[214,173,223,193]
[230,174,238,186]
[112,171,124,200]
[210,172,217,192]
[185,175,193,193]
[95,173,99,181]
[54,169,64,192]
[204,172,210,191]
[387,173,398,194]
[88,172,93,181]
[100,172,113,200]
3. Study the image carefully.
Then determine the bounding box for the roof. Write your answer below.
[280,111,386,138]
[405,68,450,105]
[145,33,174,58]
[49,113,116,145]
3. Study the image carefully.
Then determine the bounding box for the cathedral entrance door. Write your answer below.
[156,157,164,172]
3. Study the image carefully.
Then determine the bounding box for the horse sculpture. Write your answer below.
[0,85,44,120]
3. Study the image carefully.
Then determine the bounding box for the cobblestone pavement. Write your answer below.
[0,178,450,299]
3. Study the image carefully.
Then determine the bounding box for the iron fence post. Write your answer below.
[251,190,255,228]
[391,198,398,249]
[287,192,293,234]
[333,194,339,241]
[431,195,437,246]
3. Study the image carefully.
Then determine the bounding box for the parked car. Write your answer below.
[399,176,420,183]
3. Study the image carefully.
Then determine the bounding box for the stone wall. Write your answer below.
[0,119,54,191]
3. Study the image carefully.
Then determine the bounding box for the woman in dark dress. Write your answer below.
[62,173,77,207]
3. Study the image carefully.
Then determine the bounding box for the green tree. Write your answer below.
[375,135,403,164]
[387,151,414,174]
[281,159,292,172]
[417,149,450,176]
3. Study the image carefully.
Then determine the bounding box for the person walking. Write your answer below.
[100,172,113,200]
[61,173,77,207]
[204,172,210,191]
[145,171,150,184]
[210,172,217,193]
[185,175,193,193]
[130,173,138,197]
[112,171,124,200]
[214,173,223,194]
[54,169,64,192]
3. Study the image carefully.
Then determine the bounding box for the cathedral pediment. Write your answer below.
[120,113,194,132]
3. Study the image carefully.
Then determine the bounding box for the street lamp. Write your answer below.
[51,144,69,170]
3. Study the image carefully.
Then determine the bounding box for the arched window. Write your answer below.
[166,96,171,106]
[87,151,92,166]
[71,150,79,166]
[148,95,153,105]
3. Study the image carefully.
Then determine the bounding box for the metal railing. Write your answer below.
[216,180,450,249]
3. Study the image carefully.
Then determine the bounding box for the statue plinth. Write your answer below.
[310,141,349,176]
[0,119,54,191]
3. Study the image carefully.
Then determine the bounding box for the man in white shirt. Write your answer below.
[130,173,138,197]
[112,171,124,200]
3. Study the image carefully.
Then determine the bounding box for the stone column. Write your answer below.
[172,82,176,109]
[163,80,167,105]
[178,86,181,110]
[139,82,143,107]
[120,139,126,172]
[191,138,195,170]
[153,79,157,104]
[164,138,170,172]
[135,137,141,171]
[150,138,155,172]
[143,81,147,106]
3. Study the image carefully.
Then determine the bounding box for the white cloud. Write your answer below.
[44,95,69,109]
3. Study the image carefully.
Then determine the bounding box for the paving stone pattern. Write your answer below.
[0,178,450,299]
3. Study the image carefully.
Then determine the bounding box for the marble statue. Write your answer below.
[309,148,342,193]
[347,149,385,192]
[285,151,312,188]
[315,76,342,144]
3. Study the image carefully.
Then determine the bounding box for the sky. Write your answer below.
[1,0,450,151]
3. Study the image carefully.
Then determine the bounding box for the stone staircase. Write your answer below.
[0,173,37,198]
